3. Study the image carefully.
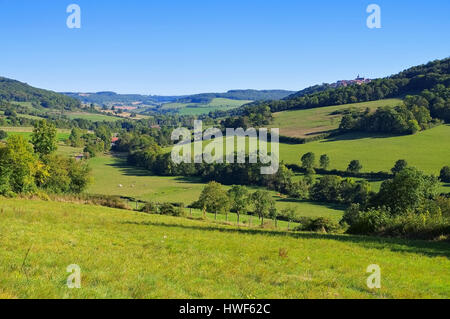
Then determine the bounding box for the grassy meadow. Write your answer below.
[279,124,450,176]
[271,99,402,138]
[65,112,121,122]
[87,155,344,221]
[0,199,448,299]
[161,98,253,115]
[0,126,71,142]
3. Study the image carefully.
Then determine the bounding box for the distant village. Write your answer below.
[330,76,372,88]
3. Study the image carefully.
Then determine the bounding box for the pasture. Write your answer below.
[87,155,345,221]
[279,124,450,176]
[271,99,402,138]
[65,112,121,122]
[161,98,253,115]
[0,199,448,299]
[0,126,71,142]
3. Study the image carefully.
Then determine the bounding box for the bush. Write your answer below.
[295,217,340,233]
[159,203,184,217]
[141,202,158,214]
[343,206,450,240]
[344,207,391,235]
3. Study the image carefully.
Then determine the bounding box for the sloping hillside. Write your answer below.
[0,77,80,110]
[271,99,402,138]
[254,57,450,113]
[0,199,448,299]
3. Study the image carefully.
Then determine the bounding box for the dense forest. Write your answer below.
[0,77,81,110]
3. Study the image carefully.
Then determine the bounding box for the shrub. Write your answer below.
[343,206,450,240]
[141,202,158,214]
[344,207,391,235]
[295,217,340,233]
[159,203,185,216]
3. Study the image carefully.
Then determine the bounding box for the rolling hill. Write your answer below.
[160,98,254,115]
[252,57,450,113]
[270,99,402,138]
[63,90,295,115]
[0,77,80,110]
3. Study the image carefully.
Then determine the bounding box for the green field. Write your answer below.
[161,98,253,115]
[271,99,402,138]
[0,126,71,142]
[0,199,448,299]
[65,112,121,122]
[87,155,344,221]
[279,124,450,175]
[165,124,450,177]
[0,111,44,121]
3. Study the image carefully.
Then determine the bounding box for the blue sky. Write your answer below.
[0,0,449,95]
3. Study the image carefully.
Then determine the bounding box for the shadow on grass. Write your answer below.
[275,198,346,211]
[122,220,450,258]
[108,160,153,177]
[321,132,398,143]
[107,155,205,184]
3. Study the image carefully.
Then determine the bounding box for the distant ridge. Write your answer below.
[0,76,80,110]
[63,89,296,107]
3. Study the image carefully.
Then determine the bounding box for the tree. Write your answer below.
[250,190,274,227]
[269,202,279,228]
[375,167,440,214]
[31,120,57,158]
[4,108,17,118]
[282,207,296,231]
[94,125,112,152]
[347,160,362,173]
[227,185,249,225]
[40,154,91,194]
[0,135,42,194]
[301,152,316,173]
[198,181,230,220]
[440,166,450,183]
[319,154,330,170]
[68,128,84,147]
[391,160,408,175]
[0,130,7,140]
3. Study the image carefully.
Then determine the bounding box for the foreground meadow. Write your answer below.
[0,199,448,299]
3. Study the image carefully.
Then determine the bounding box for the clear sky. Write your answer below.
[0,0,449,95]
